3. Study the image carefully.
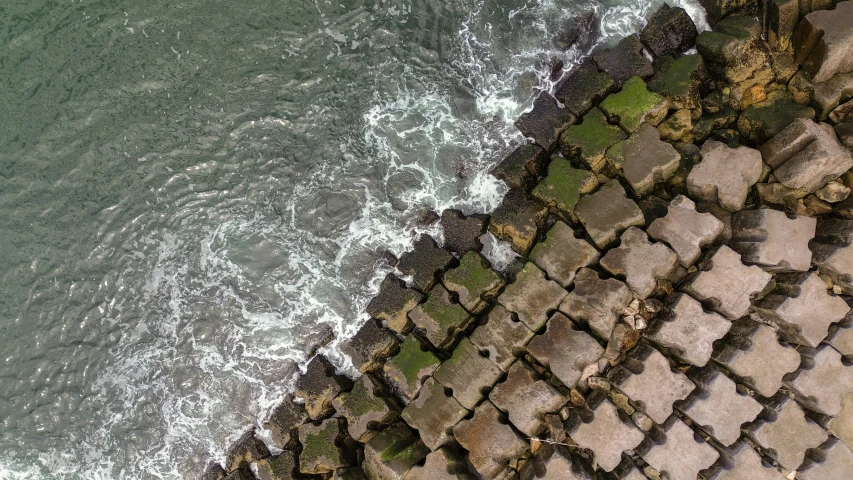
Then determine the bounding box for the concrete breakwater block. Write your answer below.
[514,91,576,151]
[452,400,528,480]
[498,262,566,332]
[707,442,786,479]
[600,226,679,299]
[400,377,468,451]
[605,122,681,197]
[469,304,535,372]
[647,293,731,367]
[785,345,853,416]
[442,251,504,315]
[640,5,698,58]
[489,361,566,437]
[593,34,654,87]
[382,336,440,404]
[527,312,603,389]
[408,283,472,351]
[687,140,763,212]
[575,180,644,249]
[648,195,724,267]
[295,355,353,420]
[366,274,424,335]
[640,416,720,480]
[396,234,455,293]
[746,398,828,471]
[298,418,356,474]
[560,267,632,340]
[568,392,644,472]
[729,208,816,272]
[530,221,599,289]
[793,1,853,83]
[810,218,853,294]
[553,59,616,117]
[433,338,503,410]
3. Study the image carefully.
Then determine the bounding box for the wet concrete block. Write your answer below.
[440,209,488,255]
[599,77,668,134]
[799,438,853,480]
[256,451,298,480]
[383,336,440,404]
[559,108,628,173]
[400,377,469,451]
[408,283,472,351]
[678,368,762,446]
[647,294,731,368]
[397,234,455,293]
[434,338,503,410]
[342,319,400,374]
[531,158,599,219]
[490,361,566,437]
[488,191,548,255]
[605,123,681,197]
[362,421,430,480]
[793,1,853,83]
[648,195,724,267]
[295,355,354,420]
[332,375,397,443]
[527,312,604,388]
[640,5,697,58]
[641,417,720,480]
[225,427,272,473]
[452,401,528,480]
[515,92,576,151]
[600,226,678,299]
[648,55,709,112]
[559,267,632,340]
[443,251,504,315]
[786,345,853,416]
[202,462,227,480]
[263,394,308,449]
[298,418,355,475]
[746,398,827,471]
[469,304,534,372]
[810,219,853,295]
[530,221,599,289]
[687,140,763,212]
[568,394,644,472]
[554,59,617,117]
[490,144,548,192]
[593,34,654,87]
[738,90,816,145]
[367,274,425,334]
[498,262,567,332]
[402,448,474,480]
[730,209,816,273]
[697,15,767,83]
[575,180,644,249]
[708,442,786,480]
[830,392,853,451]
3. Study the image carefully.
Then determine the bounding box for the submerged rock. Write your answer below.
[552,11,600,53]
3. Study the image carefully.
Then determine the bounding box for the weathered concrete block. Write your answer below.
[433,338,503,410]
[332,375,397,443]
[469,304,534,371]
[490,361,566,437]
[793,1,853,83]
[295,355,353,420]
[747,398,827,470]
[256,452,298,480]
[440,209,488,255]
[224,466,256,480]
[760,118,853,193]
[657,108,695,143]
[612,344,695,424]
[402,447,473,480]
[575,181,645,249]
[443,251,504,315]
[593,34,654,87]
[528,312,604,388]
[829,319,853,357]
[298,418,355,474]
[515,92,576,151]
[767,0,800,50]
[682,246,772,320]
[708,442,786,480]
[640,5,697,58]
[600,226,678,299]
[738,90,816,145]
[831,392,853,451]
[642,417,720,480]
[687,140,763,212]
[263,394,308,449]
[569,394,644,472]
[408,283,472,351]
[810,219,853,295]
[489,191,548,255]
[498,262,567,332]
[559,108,628,173]
[678,368,762,446]
[791,71,853,121]
[799,438,853,480]
[560,267,632,340]
[397,235,455,293]
[400,377,469,451]
[367,274,424,334]
[452,401,528,480]
[362,422,430,480]
[490,143,548,192]
[648,195,724,267]
[554,59,617,117]
[649,55,709,113]
[648,294,731,367]
[202,462,227,480]
[342,319,400,373]
[696,16,767,83]
[530,221,599,289]
[786,345,853,416]
[600,77,668,134]
[605,123,681,197]
[714,319,801,397]
[730,209,816,273]
[755,272,849,347]
[531,158,598,219]
[225,427,272,473]
[383,336,440,404]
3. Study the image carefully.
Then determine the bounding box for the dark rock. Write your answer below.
[593,34,655,86]
[263,394,308,449]
[515,92,576,151]
[225,427,271,473]
[767,0,800,49]
[698,0,756,26]
[415,209,440,227]
[366,274,424,334]
[490,143,548,192]
[224,466,256,480]
[552,11,601,53]
[408,283,472,351]
[440,209,488,254]
[294,355,353,420]
[836,119,853,149]
[738,90,815,145]
[397,234,455,293]
[692,106,738,142]
[554,59,617,117]
[202,462,227,480]
[340,318,399,374]
[640,5,698,58]
[696,16,768,84]
[549,58,565,81]
[331,375,397,443]
[488,191,548,255]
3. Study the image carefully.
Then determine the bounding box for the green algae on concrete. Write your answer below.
[409,283,471,350]
[298,418,353,475]
[332,375,395,442]
[383,336,440,402]
[737,90,816,144]
[600,76,669,133]
[532,157,598,219]
[648,55,709,111]
[257,452,298,480]
[559,108,628,172]
[363,422,429,480]
[443,251,505,315]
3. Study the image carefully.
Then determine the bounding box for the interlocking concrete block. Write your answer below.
[362,422,430,480]
[640,5,698,58]
[829,320,853,357]
[332,375,397,443]
[225,427,272,473]
[569,394,645,472]
[559,267,632,340]
[747,398,828,471]
[530,221,599,288]
[341,319,400,373]
[443,251,505,315]
[498,263,567,332]
[793,1,853,83]
[367,274,424,334]
[648,294,731,367]
[687,140,764,212]
[383,336,440,404]
[532,158,599,219]
[755,272,850,347]
[408,283,472,351]
[469,304,534,371]
[489,191,548,255]
[515,91,576,151]
[800,438,853,480]
[295,355,353,420]
[397,234,455,293]
[593,35,654,87]
[452,401,528,480]
[490,361,566,437]
[263,394,308,449]
[696,16,767,83]
[714,319,801,398]
[559,108,628,173]
[606,122,681,197]
[298,418,355,474]
[709,442,786,480]
[810,219,853,295]
[760,119,853,193]
[729,209,816,273]
[612,344,695,424]
[600,226,679,299]
[491,143,548,192]
[642,417,719,480]
[528,312,604,388]
[401,377,469,451]
[256,451,298,480]
[440,209,488,255]
[679,368,762,446]
[575,181,645,249]
[786,346,853,416]
[528,451,595,480]
[600,77,669,134]
[554,59,617,117]
[830,394,853,452]
[647,195,724,268]
[402,448,473,480]
[434,338,503,410]
[682,246,772,320]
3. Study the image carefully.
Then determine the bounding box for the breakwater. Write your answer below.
[204,0,853,478]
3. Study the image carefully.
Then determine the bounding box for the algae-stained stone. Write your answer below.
[332,375,396,443]
[383,336,440,404]
[400,377,469,451]
[299,419,356,475]
[712,442,786,480]
[649,55,708,112]
[402,448,473,480]
[791,71,853,121]
[489,361,567,437]
[440,209,488,255]
[225,427,272,472]
[501,264,567,333]
[575,181,644,249]
[553,59,617,116]
[263,394,308,449]
[202,462,227,480]
[793,1,853,83]
[686,140,763,212]
[657,108,695,143]
[647,294,731,368]
[569,394,645,472]
[678,368,762,447]
[362,421,430,480]
[605,122,680,197]
[641,418,719,480]
[593,34,654,86]
[559,108,627,172]
[342,319,400,373]
[693,105,738,143]
[531,158,598,218]
[747,399,827,470]
[786,345,853,416]
[296,355,353,420]
[696,16,767,84]
[488,191,548,255]
[599,77,668,134]
[367,274,424,334]
[811,219,853,295]
[469,304,535,371]
[559,267,632,340]
[397,234,455,293]
[257,452,298,480]
[799,439,853,480]
[729,209,816,272]
[224,466,256,480]
[683,246,772,320]
[452,401,528,480]
[697,0,754,25]
[490,143,548,192]
[600,227,678,299]
[442,251,504,315]
[530,221,599,288]
[767,0,800,49]
[647,195,724,267]
[408,283,471,351]
[614,344,695,424]
[433,338,503,410]
[515,91,576,151]
[737,90,816,145]
[640,5,698,58]
[527,312,604,388]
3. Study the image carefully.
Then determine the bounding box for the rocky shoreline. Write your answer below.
[203,0,853,478]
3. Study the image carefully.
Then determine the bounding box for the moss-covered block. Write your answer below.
[298,418,354,475]
[648,55,709,111]
[600,76,669,134]
[383,336,440,403]
[442,251,505,315]
[363,422,429,480]
[737,90,816,144]
[408,283,471,350]
[696,16,767,84]
[532,158,598,218]
[559,108,628,172]
[332,375,396,443]
[257,452,297,480]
